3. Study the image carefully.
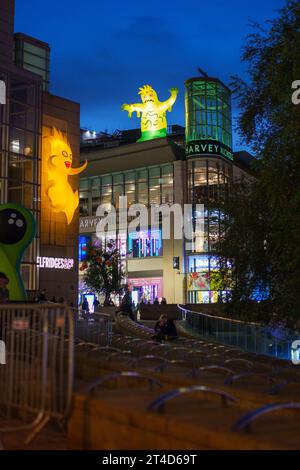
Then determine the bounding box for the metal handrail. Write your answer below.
[197,365,235,376]
[131,354,165,364]
[82,371,163,394]
[232,402,300,432]
[224,358,253,368]
[177,304,260,326]
[147,385,238,412]
[269,380,300,396]
[177,304,299,360]
[224,372,274,386]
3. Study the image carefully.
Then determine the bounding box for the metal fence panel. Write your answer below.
[0,303,74,443]
[74,311,112,347]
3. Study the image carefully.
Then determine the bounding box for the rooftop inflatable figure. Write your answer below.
[43,128,87,224]
[122,85,178,142]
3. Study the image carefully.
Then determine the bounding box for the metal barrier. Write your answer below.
[0,303,74,445]
[178,305,299,361]
[74,311,112,347]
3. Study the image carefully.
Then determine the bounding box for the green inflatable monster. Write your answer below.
[0,203,36,301]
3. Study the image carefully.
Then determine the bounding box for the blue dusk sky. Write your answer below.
[15,0,285,150]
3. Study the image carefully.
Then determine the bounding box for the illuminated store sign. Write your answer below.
[186,140,234,161]
[37,256,74,270]
[0,80,6,104]
[122,84,178,142]
[43,128,87,225]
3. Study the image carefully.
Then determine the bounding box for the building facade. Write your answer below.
[0,0,81,303]
[79,78,254,305]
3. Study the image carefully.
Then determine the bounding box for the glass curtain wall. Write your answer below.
[0,70,42,294]
[14,36,50,92]
[187,157,231,303]
[185,79,232,149]
[79,164,174,217]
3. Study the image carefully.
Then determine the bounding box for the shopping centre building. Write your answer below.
[79,79,254,305]
[0,0,81,303]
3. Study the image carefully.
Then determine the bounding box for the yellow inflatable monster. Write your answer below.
[43,128,87,224]
[122,84,178,142]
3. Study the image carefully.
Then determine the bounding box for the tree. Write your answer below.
[81,240,125,306]
[217,178,273,321]
[218,1,300,326]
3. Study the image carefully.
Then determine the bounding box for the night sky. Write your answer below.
[15,0,285,150]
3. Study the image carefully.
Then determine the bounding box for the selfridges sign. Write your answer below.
[0,80,6,104]
[186,139,234,161]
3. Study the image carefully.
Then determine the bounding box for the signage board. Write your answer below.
[37,256,74,270]
[186,140,234,161]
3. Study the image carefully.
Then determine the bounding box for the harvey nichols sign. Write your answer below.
[0,80,6,104]
[186,139,234,161]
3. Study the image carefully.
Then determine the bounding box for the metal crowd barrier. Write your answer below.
[0,303,74,445]
[178,305,299,361]
[74,310,112,347]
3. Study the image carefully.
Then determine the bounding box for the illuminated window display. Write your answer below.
[128,228,162,258]
[122,85,178,142]
[128,277,163,304]
[79,235,90,261]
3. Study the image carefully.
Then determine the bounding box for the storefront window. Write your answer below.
[79,235,90,261]
[128,277,163,304]
[128,228,162,258]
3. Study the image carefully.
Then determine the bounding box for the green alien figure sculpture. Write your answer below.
[0,203,36,301]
